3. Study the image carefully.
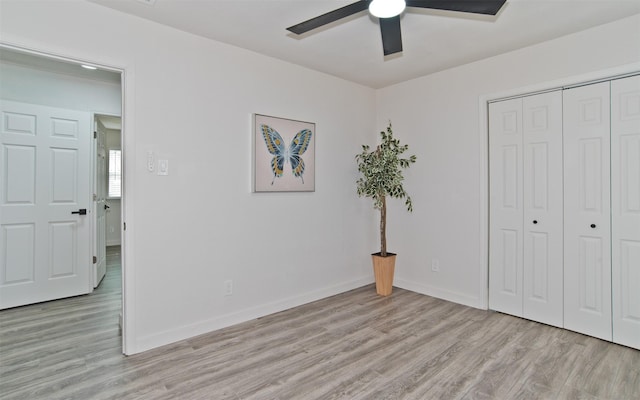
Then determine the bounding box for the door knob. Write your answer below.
[71,209,87,215]
[590,224,596,228]
[104,204,110,210]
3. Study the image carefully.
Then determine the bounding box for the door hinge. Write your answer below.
[94,131,97,139]
[93,193,97,201]
[123,222,126,231]
[93,256,97,264]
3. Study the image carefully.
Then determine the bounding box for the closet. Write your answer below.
[489,74,640,350]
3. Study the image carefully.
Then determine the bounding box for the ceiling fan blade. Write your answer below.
[406,0,506,15]
[287,1,371,35]
[379,16,403,56]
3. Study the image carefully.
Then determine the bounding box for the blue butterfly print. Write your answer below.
[261,124,312,185]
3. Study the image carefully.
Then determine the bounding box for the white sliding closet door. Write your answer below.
[522,91,564,327]
[563,82,612,341]
[611,75,640,349]
[489,98,524,317]
[489,91,563,327]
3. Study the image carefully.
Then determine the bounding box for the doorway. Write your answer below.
[94,114,122,289]
[0,44,126,351]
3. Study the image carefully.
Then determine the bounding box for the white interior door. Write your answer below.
[563,82,612,341]
[94,118,107,287]
[522,91,564,328]
[489,97,524,316]
[611,75,640,349]
[0,100,92,309]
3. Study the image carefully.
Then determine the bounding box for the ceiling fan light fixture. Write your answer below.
[369,0,406,18]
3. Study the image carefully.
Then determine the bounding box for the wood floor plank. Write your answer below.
[561,337,618,398]
[503,331,585,399]
[1,247,639,400]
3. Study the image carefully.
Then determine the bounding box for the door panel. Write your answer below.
[0,100,91,309]
[4,145,36,203]
[563,82,612,341]
[50,221,78,277]
[499,228,519,294]
[51,148,78,202]
[577,236,604,311]
[579,138,604,211]
[489,98,524,316]
[502,145,519,208]
[94,119,107,287]
[2,224,35,283]
[611,75,640,349]
[529,142,549,209]
[522,91,563,327]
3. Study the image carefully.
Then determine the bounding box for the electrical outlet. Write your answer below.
[431,259,440,272]
[224,280,233,296]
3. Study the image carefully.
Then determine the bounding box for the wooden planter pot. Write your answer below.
[372,253,396,296]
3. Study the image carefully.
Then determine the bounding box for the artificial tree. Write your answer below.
[356,122,416,257]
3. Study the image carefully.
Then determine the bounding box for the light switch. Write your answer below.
[158,159,169,175]
[147,151,155,172]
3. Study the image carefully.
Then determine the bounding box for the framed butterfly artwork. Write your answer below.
[253,114,315,192]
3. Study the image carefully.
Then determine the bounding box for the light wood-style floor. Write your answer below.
[1,248,639,400]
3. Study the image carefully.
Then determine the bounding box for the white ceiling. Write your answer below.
[97,115,122,130]
[87,0,640,88]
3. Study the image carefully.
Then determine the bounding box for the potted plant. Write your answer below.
[356,122,416,296]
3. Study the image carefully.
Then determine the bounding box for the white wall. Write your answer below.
[1,0,377,354]
[0,61,121,114]
[376,14,640,308]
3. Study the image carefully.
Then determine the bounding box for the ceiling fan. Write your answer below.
[287,0,507,56]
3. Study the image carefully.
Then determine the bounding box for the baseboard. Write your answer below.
[394,278,485,310]
[133,276,373,354]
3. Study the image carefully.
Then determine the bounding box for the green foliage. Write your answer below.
[355,123,416,212]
